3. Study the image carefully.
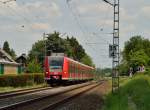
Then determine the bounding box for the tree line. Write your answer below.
[2,32,95,72]
[120,35,150,75]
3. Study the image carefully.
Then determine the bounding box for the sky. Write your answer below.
[0,0,150,68]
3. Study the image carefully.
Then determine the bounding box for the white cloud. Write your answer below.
[31,23,50,31]
[141,6,150,18]
[76,2,112,15]
[120,8,137,22]
[97,19,113,27]
[0,1,62,19]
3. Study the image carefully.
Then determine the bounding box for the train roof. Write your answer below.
[66,57,94,69]
[47,56,94,69]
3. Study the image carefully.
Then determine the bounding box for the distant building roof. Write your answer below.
[16,53,27,60]
[15,54,27,67]
[0,48,19,65]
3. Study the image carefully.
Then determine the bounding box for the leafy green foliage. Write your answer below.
[0,74,44,87]
[96,68,111,77]
[129,50,150,67]
[28,31,94,71]
[28,40,45,66]
[121,36,150,75]
[119,62,129,76]
[26,59,42,73]
[3,41,10,54]
[3,41,16,59]
[10,49,17,60]
[81,54,94,66]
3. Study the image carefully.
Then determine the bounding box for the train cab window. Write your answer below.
[49,57,64,72]
[73,63,75,73]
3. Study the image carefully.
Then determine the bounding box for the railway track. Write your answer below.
[41,82,102,110]
[0,86,52,99]
[0,81,102,110]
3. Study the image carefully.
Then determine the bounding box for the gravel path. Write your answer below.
[53,81,111,110]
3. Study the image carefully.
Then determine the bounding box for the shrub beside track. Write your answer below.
[0,73,44,87]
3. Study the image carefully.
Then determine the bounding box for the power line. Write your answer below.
[66,0,112,66]
[0,0,44,32]
[66,0,110,46]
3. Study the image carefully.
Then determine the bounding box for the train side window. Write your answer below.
[77,65,78,74]
[78,65,79,74]
[69,62,71,73]
[74,64,76,73]
[72,63,75,73]
[70,62,73,73]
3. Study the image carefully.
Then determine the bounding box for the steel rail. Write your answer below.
[41,82,103,110]
[0,86,52,99]
[0,82,94,110]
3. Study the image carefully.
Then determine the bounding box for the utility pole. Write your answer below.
[112,0,119,93]
[103,0,120,93]
[43,33,51,57]
[43,33,47,58]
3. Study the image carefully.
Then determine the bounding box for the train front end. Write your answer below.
[44,56,64,84]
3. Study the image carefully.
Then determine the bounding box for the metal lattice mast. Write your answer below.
[112,0,120,93]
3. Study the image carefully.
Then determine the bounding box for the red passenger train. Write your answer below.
[44,55,95,84]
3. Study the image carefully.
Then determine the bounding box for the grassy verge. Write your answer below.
[0,83,48,93]
[103,75,150,110]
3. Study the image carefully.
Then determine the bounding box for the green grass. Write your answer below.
[0,83,47,93]
[103,75,150,110]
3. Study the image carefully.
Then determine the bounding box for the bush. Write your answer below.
[144,67,150,75]
[26,59,42,73]
[33,73,44,84]
[0,73,44,87]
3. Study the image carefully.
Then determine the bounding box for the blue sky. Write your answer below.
[0,0,150,68]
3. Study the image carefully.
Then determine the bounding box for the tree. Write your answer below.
[129,50,149,67]
[10,49,16,59]
[3,41,16,59]
[26,59,42,73]
[66,37,86,61]
[123,36,144,62]
[3,41,11,55]
[28,31,95,70]
[28,40,45,66]
[81,54,94,66]
[121,35,150,75]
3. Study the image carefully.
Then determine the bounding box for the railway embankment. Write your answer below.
[103,74,150,110]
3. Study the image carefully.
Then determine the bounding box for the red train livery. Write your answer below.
[44,55,95,84]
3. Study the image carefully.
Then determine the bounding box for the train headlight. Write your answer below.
[46,72,49,74]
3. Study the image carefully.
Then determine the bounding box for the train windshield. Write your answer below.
[49,57,64,72]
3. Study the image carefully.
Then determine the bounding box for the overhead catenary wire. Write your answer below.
[66,0,113,67]
[66,0,110,57]
[70,0,113,46]
[66,0,110,46]
[97,0,113,34]
[66,0,97,54]
[0,0,43,32]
